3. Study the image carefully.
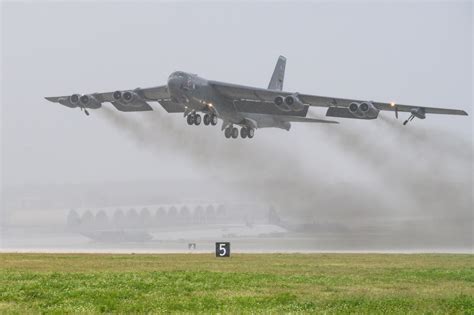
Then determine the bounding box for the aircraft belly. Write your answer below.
[234,100,308,117]
[242,113,291,130]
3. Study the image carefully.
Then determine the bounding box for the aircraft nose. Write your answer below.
[167,73,185,92]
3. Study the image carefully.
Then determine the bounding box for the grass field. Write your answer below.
[0,253,472,314]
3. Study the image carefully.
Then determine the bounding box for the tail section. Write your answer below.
[268,55,286,91]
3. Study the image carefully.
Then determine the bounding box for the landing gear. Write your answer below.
[203,114,211,125]
[240,127,254,139]
[224,126,255,139]
[187,113,216,127]
[186,114,194,125]
[403,108,425,125]
[224,127,238,139]
[194,114,201,125]
[224,127,232,138]
[403,114,415,126]
[203,114,217,126]
[211,115,218,126]
[186,113,202,125]
[240,128,248,138]
[247,128,255,139]
[231,127,238,139]
[80,106,90,116]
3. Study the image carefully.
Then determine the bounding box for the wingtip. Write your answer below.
[44,97,55,102]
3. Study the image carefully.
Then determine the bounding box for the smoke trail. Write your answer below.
[98,106,389,219]
[319,114,472,219]
[379,114,472,164]
[98,105,473,249]
[99,107,308,202]
[99,104,472,228]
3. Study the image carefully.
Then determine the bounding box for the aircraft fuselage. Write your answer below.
[167,71,244,125]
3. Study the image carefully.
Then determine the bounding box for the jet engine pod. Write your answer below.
[274,95,290,112]
[69,94,81,106]
[122,91,135,103]
[349,102,360,114]
[359,102,369,112]
[113,91,122,101]
[274,96,284,106]
[113,90,140,104]
[358,101,379,119]
[274,94,304,112]
[348,102,364,118]
[80,95,90,105]
[79,94,101,109]
[284,94,305,111]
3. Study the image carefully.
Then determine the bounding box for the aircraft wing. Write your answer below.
[45,85,172,112]
[210,81,468,117]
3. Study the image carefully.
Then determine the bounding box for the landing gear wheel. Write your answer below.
[231,127,238,139]
[224,128,232,138]
[194,114,201,125]
[203,114,210,125]
[247,128,255,139]
[211,115,218,126]
[186,114,194,125]
[240,128,248,138]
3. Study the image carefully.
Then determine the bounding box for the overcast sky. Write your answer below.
[1,0,472,208]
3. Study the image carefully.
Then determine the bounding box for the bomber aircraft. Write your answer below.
[46,56,468,139]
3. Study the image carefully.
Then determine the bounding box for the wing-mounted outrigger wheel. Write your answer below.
[403,107,425,125]
[80,106,90,116]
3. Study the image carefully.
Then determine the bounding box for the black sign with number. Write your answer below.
[215,242,230,257]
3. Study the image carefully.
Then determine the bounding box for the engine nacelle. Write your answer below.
[274,95,286,110]
[284,94,305,111]
[348,102,363,118]
[358,101,379,119]
[113,90,140,104]
[69,94,81,106]
[348,101,379,119]
[274,94,305,112]
[79,94,101,109]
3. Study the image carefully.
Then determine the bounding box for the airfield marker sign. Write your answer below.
[215,242,230,257]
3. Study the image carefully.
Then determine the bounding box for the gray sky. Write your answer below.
[1,1,472,215]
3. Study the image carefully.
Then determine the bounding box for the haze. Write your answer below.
[1,1,472,252]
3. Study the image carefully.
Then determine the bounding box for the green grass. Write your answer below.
[0,253,472,314]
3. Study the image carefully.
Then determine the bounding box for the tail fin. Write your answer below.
[268,55,286,91]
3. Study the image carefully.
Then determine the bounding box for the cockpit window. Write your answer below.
[183,78,195,90]
[169,71,186,80]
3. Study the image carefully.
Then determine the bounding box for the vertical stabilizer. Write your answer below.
[268,55,286,91]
